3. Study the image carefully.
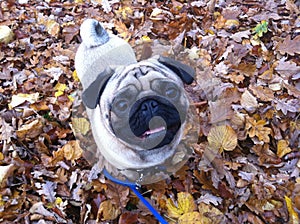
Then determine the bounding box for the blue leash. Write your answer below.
[102,169,168,224]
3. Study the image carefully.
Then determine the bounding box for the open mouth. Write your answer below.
[140,126,166,139]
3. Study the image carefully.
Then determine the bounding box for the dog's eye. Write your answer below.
[165,85,179,99]
[114,99,129,112]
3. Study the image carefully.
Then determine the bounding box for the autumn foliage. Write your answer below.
[0,0,299,223]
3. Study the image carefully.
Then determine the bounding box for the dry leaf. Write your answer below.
[245,117,272,143]
[166,192,196,219]
[285,196,299,224]
[97,200,120,221]
[241,90,258,113]
[277,140,291,158]
[36,181,57,203]
[198,202,225,224]
[71,117,90,135]
[0,25,14,44]
[277,35,300,56]
[178,211,203,224]
[46,20,60,37]
[249,85,274,102]
[16,119,43,140]
[62,140,83,162]
[9,93,39,109]
[0,164,15,187]
[207,125,237,153]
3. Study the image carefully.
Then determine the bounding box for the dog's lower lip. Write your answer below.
[140,126,166,139]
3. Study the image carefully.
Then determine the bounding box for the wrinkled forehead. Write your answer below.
[108,62,181,92]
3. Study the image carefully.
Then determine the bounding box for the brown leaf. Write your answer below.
[16,118,43,140]
[118,212,138,224]
[245,117,272,143]
[97,200,121,221]
[62,140,83,163]
[277,35,300,56]
[249,85,274,102]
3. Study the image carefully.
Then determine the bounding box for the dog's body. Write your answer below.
[75,19,197,182]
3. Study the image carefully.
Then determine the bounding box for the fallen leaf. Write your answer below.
[207,125,237,153]
[71,117,90,135]
[16,119,43,140]
[97,200,120,221]
[285,195,299,224]
[166,192,196,219]
[241,90,258,113]
[198,202,225,224]
[249,85,274,102]
[277,35,300,56]
[245,117,272,143]
[37,181,57,203]
[0,25,14,44]
[46,20,60,37]
[9,93,39,109]
[277,140,292,158]
[62,140,83,163]
[178,211,203,224]
[0,164,15,187]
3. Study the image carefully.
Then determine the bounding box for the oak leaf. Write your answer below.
[245,117,271,143]
[207,125,237,153]
[277,35,300,56]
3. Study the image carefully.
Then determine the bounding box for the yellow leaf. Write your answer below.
[55,197,63,205]
[97,200,120,221]
[142,35,151,42]
[46,20,60,37]
[54,83,67,98]
[198,203,225,224]
[9,93,39,109]
[62,140,83,162]
[285,196,299,224]
[72,70,80,82]
[166,192,195,219]
[54,83,67,92]
[178,212,203,224]
[277,140,292,158]
[71,117,90,135]
[55,90,64,98]
[207,125,237,153]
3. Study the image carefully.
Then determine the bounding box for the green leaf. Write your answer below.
[253,20,268,38]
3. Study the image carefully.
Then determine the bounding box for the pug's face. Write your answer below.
[80,56,197,176]
[101,64,189,152]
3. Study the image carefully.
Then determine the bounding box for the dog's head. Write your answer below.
[82,56,194,154]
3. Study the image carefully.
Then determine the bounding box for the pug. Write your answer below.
[75,19,198,182]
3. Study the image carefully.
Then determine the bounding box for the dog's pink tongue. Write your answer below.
[141,126,166,139]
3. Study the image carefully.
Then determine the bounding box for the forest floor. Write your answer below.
[0,0,300,223]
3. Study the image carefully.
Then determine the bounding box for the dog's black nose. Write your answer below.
[141,99,158,115]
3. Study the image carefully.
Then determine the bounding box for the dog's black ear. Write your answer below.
[158,56,195,84]
[82,69,113,109]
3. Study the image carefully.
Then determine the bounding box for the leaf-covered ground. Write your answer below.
[0,0,300,223]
